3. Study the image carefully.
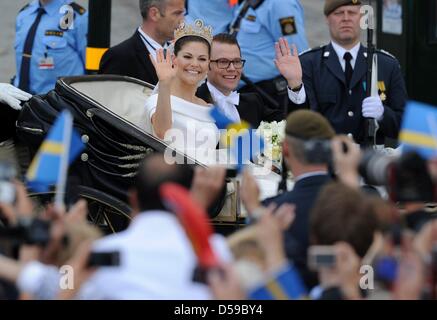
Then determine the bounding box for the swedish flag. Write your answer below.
[399,101,437,160]
[26,110,85,192]
[210,107,264,171]
[248,263,307,300]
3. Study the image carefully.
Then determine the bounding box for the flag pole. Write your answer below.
[54,111,73,212]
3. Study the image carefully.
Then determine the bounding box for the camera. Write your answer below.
[87,251,120,267]
[0,218,51,247]
[308,245,337,271]
[0,161,16,205]
[303,139,332,164]
[359,150,436,203]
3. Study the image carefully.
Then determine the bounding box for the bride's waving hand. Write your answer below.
[149,48,174,139]
[150,49,177,85]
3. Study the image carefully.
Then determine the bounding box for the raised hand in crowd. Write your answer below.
[253,203,295,272]
[393,232,427,300]
[274,37,303,90]
[0,180,34,226]
[331,135,361,188]
[0,83,32,111]
[207,264,246,300]
[240,169,261,214]
[190,166,227,210]
[57,241,96,300]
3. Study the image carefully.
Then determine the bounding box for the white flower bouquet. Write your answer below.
[256,120,286,168]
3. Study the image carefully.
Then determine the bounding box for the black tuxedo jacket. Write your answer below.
[263,174,332,289]
[196,82,284,128]
[99,31,158,86]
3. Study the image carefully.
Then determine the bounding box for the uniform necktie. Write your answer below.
[19,7,46,93]
[343,52,353,89]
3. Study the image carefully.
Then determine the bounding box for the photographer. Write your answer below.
[242,110,335,289]
[0,176,102,300]
[309,182,381,300]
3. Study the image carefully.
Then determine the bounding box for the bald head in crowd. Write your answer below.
[131,153,193,213]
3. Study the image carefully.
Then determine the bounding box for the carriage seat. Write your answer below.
[70,80,153,130]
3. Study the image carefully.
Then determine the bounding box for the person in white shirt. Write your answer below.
[80,153,232,300]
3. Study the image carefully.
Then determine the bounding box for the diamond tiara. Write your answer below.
[174,19,213,45]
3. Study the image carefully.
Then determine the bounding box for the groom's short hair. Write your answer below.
[212,33,241,53]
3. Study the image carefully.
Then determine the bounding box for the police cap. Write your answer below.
[324,0,362,16]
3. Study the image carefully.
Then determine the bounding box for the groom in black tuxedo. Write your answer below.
[196,33,284,128]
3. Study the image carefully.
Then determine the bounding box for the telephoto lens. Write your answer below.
[358,149,396,186]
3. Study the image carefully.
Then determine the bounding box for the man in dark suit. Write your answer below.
[276,0,406,146]
[243,110,336,289]
[99,0,186,85]
[196,33,284,128]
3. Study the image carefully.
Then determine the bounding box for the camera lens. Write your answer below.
[359,149,396,186]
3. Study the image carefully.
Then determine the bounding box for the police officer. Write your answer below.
[278,0,406,145]
[235,0,309,116]
[14,0,88,95]
[185,0,237,35]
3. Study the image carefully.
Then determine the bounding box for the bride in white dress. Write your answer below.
[145,21,219,162]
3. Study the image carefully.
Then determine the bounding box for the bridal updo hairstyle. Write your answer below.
[173,35,211,57]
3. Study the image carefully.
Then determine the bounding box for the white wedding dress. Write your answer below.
[145,94,220,163]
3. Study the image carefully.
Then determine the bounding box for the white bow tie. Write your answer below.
[217,91,240,106]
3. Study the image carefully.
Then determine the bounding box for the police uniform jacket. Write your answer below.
[99,31,158,86]
[293,43,407,144]
[14,0,87,95]
[235,0,309,85]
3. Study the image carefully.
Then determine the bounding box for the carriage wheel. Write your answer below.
[28,186,132,234]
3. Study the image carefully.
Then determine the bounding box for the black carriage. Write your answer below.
[16,75,239,233]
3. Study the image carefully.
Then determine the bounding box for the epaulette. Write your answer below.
[19,3,30,13]
[376,49,397,60]
[70,2,86,15]
[299,45,324,57]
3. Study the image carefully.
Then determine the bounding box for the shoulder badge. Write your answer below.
[377,49,397,60]
[279,17,297,36]
[70,2,86,15]
[19,4,30,13]
[299,45,324,57]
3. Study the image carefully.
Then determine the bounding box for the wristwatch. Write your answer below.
[290,83,303,93]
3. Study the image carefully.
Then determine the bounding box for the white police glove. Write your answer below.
[0,83,32,111]
[362,96,384,121]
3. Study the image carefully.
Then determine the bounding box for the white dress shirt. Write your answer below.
[207,82,241,123]
[330,41,361,71]
[288,41,361,105]
[80,211,232,300]
[138,27,168,63]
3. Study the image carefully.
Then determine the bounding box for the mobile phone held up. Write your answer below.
[308,246,337,271]
[87,251,121,267]
[0,161,17,205]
